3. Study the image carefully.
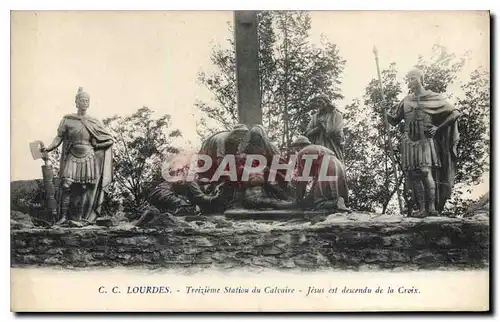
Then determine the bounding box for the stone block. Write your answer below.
[10,213,489,271]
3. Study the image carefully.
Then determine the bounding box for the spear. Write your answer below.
[373,47,404,216]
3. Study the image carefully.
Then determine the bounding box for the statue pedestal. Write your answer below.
[11,211,489,271]
[224,209,330,220]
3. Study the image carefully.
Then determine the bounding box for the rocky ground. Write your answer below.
[10,208,490,271]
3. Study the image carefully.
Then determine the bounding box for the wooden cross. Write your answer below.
[234,11,262,128]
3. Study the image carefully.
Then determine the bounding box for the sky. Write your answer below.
[11,10,490,196]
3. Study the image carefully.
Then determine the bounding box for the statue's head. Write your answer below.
[75,87,90,111]
[171,178,189,194]
[248,169,266,187]
[310,94,334,113]
[238,124,279,156]
[248,125,267,144]
[290,135,311,153]
[228,123,249,142]
[406,68,425,92]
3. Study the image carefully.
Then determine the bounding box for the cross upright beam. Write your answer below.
[234,11,262,128]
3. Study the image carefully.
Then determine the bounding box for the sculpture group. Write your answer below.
[36,67,462,225]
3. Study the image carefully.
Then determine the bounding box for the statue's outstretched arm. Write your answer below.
[92,137,114,150]
[45,136,63,152]
[305,126,321,138]
[44,117,66,152]
[188,182,219,205]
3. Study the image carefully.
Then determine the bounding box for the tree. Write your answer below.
[441,67,490,216]
[343,99,382,212]
[45,148,61,178]
[346,44,489,215]
[103,107,182,214]
[414,47,490,211]
[454,67,490,186]
[196,11,346,148]
[344,63,404,214]
[414,44,468,96]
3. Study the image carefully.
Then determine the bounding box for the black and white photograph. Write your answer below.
[9,9,490,312]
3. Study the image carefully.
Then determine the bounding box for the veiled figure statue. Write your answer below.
[42,87,114,224]
[237,124,290,195]
[197,123,249,181]
[386,68,461,217]
[304,94,345,162]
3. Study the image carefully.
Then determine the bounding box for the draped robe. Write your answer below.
[305,109,345,161]
[295,144,349,209]
[237,125,289,194]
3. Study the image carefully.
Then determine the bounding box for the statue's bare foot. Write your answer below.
[55,216,67,226]
[336,197,351,213]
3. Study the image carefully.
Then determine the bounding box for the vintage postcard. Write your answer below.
[10,10,490,312]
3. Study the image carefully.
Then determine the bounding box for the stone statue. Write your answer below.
[304,95,345,161]
[238,124,290,194]
[241,170,295,210]
[290,136,350,212]
[238,124,280,157]
[42,87,114,224]
[386,68,461,217]
[197,124,249,181]
[149,177,225,216]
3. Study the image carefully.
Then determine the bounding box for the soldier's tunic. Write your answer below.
[58,116,100,184]
[399,96,441,171]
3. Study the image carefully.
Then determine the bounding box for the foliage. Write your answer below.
[197,16,489,215]
[454,67,490,185]
[103,106,182,215]
[11,108,182,219]
[344,63,404,213]
[342,99,382,212]
[443,187,472,217]
[414,45,468,95]
[344,45,489,214]
[10,179,44,214]
[46,148,61,178]
[196,11,346,148]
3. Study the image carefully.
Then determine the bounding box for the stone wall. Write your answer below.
[11,212,490,270]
